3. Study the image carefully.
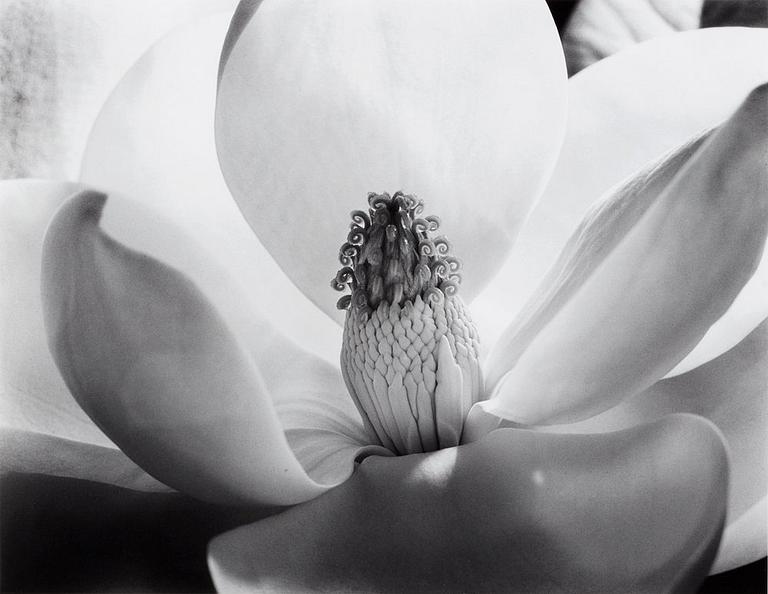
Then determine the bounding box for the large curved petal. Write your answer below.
[0,0,236,179]
[476,27,768,369]
[483,83,768,425]
[0,179,169,490]
[547,318,768,573]
[79,13,340,364]
[209,414,727,593]
[41,190,348,506]
[216,0,567,320]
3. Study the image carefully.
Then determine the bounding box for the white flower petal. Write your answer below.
[210,414,728,593]
[0,179,112,446]
[0,0,236,178]
[79,12,340,365]
[477,27,768,370]
[243,316,391,486]
[546,318,768,574]
[485,83,768,425]
[42,190,342,506]
[216,0,567,320]
[664,254,767,377]
[276,393,391,487]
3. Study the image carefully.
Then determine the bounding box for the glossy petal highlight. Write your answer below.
[216,0,567,320]
[42,191,331,506]
[209,414,727,593]
[80,13,340,364]
[485,84,768,425]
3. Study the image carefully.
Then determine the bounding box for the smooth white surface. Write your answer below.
[216,0,567,320]
[476,28,768,369]
[80,13,342,365]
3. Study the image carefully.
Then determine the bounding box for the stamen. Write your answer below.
[335,192,482,456]
[332,191,464,313]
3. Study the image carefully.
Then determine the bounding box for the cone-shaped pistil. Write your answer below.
[333,192,482,454]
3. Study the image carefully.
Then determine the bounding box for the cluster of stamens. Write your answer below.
[332,191,462,317]
[333,192,482,455]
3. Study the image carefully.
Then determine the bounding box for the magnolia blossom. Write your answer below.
[2,1,768,592]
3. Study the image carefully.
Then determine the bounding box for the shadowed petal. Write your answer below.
[80,12,340,364]
[276,390,392,486]
[0,428,169,492]
[42,191,334,506]
[548,319,768,573]
[475,27,768,358]
[562,0,701,75]
[258,324,392,486]
[714,497,767,574]
[484,83,768,425]
[216,0,567,320]
[209,414,727,593]
[1,179,179,490]
[0,180,109,445]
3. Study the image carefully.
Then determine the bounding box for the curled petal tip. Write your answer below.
[742,80,768,111]
[69,189,108,218]
[485,80,768,426]
[41,191,327,506]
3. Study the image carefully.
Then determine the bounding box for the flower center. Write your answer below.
[333,192,483,455]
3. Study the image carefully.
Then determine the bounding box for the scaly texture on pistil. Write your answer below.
[333,192,482,454]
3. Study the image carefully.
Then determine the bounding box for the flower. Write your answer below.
[2,1,768,591]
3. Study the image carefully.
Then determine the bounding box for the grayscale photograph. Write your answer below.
[1,0,766,592]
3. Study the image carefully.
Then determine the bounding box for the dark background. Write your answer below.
[2,1,766,592]
[1,472,766,593]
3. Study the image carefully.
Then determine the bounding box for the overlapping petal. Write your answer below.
[562,0,702,74]
[209,414,727,593]
[715,497,767,574]
[0,428,169,492]
[79,12,340,364]
[482,82,768,426]
[215,0,567,320]
[3,5,761,591]
[41,190,377,506]
[475,27,768,357]
[549,319,768,572]
[0,180,172,492]
[0,180,106,444]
